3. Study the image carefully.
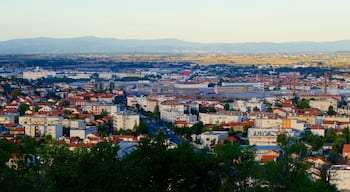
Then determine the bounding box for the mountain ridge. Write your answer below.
[1,36,350,54]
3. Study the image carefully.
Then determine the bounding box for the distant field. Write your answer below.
[7,53,350,67]
[106,54,350,66]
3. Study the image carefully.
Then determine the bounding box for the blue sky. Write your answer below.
[0,0,349,42]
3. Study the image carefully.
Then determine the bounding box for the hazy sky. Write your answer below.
[0,0,349,43]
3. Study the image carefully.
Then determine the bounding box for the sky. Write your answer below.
[0,0,349,43]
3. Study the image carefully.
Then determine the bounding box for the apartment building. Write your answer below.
[19,116,63,139]
[113,112,140,130]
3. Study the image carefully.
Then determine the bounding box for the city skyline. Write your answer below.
[1,0,350,43]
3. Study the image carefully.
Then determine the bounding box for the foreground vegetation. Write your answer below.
[0,134,336,192]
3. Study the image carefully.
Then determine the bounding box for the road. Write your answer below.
[141,116,182,144]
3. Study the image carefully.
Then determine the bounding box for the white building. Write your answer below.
[70,127,97,139]
[0,115,15,124]
[113,112,140,130]
[309,100,335,111]
[328,165,350,191]
[23,66,56,80]
[19,116,63,139]
[248,128,278,146]
[194,131,229,149]
[160,101,185,123]
[199,112,246,125]
[82,102,117,115]
[62,119,85,129]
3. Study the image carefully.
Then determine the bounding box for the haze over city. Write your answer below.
[1,0,350,43]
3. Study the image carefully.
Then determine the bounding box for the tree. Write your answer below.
[325,128,336,143]
[277,133,288,146]
[192,121,204,135]
[135,121,148,135]
[224,103,230,111]
[343,127,350,143]
[208,106,217,113]
[327,105,336,116]
[152,103,160,120]
[18,103,29,116]
[11,89,21,97]
[97,124,109,137]
[297,99,310,109]
[64,110,73,115]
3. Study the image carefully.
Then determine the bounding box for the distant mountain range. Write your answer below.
[0,36,350,54]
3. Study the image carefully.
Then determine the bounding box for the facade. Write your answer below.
[82,103,118,115]
[23,67,56,80]
[328,165,350,191]
[159,102,185,123]
[248,128,278,146]
[215,82,264,94]
[19,116,63,139]
[62,119,85,129]
[194,131,229,149]
[113,112,140,130]
[70,127,97,139]
[309,100,335,111]
[199,112,245,125]
[0,115,15,124]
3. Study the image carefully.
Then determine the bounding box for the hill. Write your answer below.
[0,36,350,54]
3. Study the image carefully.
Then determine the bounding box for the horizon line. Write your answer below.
[1,35,349,44]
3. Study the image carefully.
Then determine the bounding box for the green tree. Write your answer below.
[11,89,21,97]
[277,133,288,146]
[325,128,336,143]
[208,106,217,113]
[135,121,148,135]
[192,121,204,135]
[97,124,109,137]
[224,103,230,111]
[18,103,29,116]
[327,105,337,116]
[152,103,160,121]
[63,110,72,115]
[297,99,310,109]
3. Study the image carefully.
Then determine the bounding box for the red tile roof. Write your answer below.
[343,144,350,153]
[261,155,278,162]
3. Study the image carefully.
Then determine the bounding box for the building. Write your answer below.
[62,119,85,129]
[159,100,185,123]
[82,102,118,115]
[311,125,325,137]
[248,128,278,146]
[328,165,350,191]
[199,112,246,125]
[19,116,63,139]
[70,127,97,139]
[23,66,56,80]
[0,115,15,124]
[309,100,335,112]
[113,112,140,130]
[214,82,264,94]
[343,144,350,159]
[193,131,229,149]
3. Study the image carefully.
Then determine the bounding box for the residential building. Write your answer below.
[70,127,97,139]
[343,144,350,159]
[193,131,229,149]
[328,165,350,191]
[82,102,118,115]
[199,112,246,125]
[19,116,63,139]
[113,112,140,130]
